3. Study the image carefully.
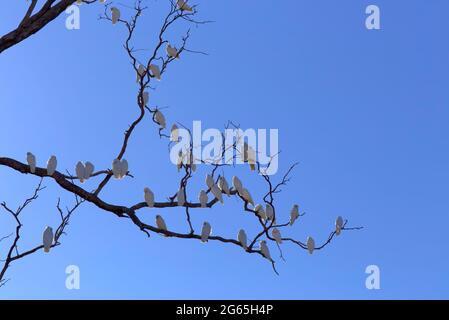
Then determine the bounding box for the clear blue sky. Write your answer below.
[1,0,448,299]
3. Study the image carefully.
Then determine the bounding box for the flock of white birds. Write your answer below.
[29,0,346,261]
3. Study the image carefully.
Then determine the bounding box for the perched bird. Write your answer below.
[176,150,183,172]
[111,7,120,25]
[112,158,128,179]
[177,0,193,12]
[143,91,149,106]
[46,155,57,176]
[238,229,247,250]
[84,161,95,180]
[75,161,86,183]
[201,222,212,243]
[43,227,54,253]
[205,174,214,189]
[166,44,179,59]
[241,188,254,207]
[177,188,185,206]
[144,187,154,208]
[156,215,168,236]
[307,236,315,255]
[260,240,271,260]
[254,204,267,220]
[27,152,36,173]
[247,146,256,171]
[272,228,282,244]
[149,64,161,80]
[210,185,224,204]
[136,64,146,82]
[170,124,179,142]
[154,110,166,128]
[266,204,274,221]
[290,204,299,226]
[232,176,243,195]
[218,177,230,196]
[199,190,208,208]
[335,216,344,236]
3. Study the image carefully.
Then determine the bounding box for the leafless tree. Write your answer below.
[0,0,361,286]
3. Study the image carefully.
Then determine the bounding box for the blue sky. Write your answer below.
[0,0,448,299]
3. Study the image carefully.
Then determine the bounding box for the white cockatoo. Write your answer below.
[335,216,344,235]
[84,161,94,179]
[232,176,243,195]
[290,204,299,226]
[144,187,155,208]
[156,215,168,235]
[166,44,179,59]
[46,155,57,176]
[170,124,179,142]
[254,204,267,220]
[201,222,212,243]
[260,240,271,261]
[143,91,149,106]
[307,236,315,255]
[177,0,193,12]
[238,229,247,250]
[272,228,282,245]
[43,226,54,253]
[136,64,146,82]
[241,188,254,207]
[111,7,120,25]
[210,185,224,204]
[27,152,36,173]
[199,190,208,208]
[205,174,214,189]
[177,188,185,206]
[154,110,166,128]
[266,204,274,221]
[218,176,230,196]
[112,158,128,179]
[149,64,161,80]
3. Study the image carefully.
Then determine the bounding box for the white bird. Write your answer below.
[136,64,146,82]
[241,188,254,207]
[218,177,230,196]
[232,176,243,195]
[75,161,86,182]
[272,228,282,244]
[266,204,274,221]
[247,146,256,171]
[112,158,128,179]
[156,215,168,236]
[199,190,208,208]
[336,216,344,235]
[144,187,154,208]
[200,222,212,243]
[307,236,315,255]
[260,240,271,261]
[210,185,224,204]
[177,0,193,12]
[111,7,120,25]
[166,44,179,59]
[170,124,179,142]
[149,64,161,80]
[143,91,149,106]
[43,226,54,253]
[27,152,36,173]
[154,110,166,128]
[254,204,267,220]
[84,161,94,180]
[238,229,247,250]
[177,188,185,206]
[205,174,214,189]
[46,155,57,176]
[290,204,299,226]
